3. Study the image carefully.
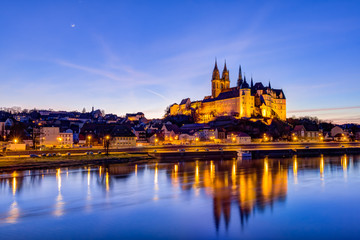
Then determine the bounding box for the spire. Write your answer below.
[251,77,254,88]
[268,81,271,89]
[241,73,249,88]
[237,65,243,87]
[222,59,229,82]
[212,58,220,80]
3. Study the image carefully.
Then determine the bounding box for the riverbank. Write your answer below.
[0,153,153,172]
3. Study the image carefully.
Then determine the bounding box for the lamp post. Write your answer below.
[14,138,18,151]
[57,137,62,147]
[104,135,110,155]
[88,135,92,147]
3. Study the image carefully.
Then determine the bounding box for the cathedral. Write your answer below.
[169,60,286,123]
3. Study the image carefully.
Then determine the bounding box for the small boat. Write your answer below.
[237,150,252,159]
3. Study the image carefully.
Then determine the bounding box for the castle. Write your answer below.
[169,60,286,123]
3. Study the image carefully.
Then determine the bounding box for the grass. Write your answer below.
[0,153,151,171]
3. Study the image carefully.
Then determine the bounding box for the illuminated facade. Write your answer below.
[169,60,286,123]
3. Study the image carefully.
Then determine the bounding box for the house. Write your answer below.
[161,123,180,142]
[58,129,74,147]
[331,126,346,137]
[132,126,147,142]
[292,125,320,141]
[227,132,251,144]
[40,127,60,146]
[110,126,136,148]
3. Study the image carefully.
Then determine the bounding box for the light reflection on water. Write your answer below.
[0,155,360,239]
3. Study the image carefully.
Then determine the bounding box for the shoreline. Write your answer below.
[0,153,153,172]
[1,144,360,172]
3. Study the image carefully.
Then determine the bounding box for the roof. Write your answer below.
[293,124,319,132]
[111,126,135,137]
[132,126,145,132]
[163,124,180,133]
[180,98,190,105]
[253,82,265,90]
[229,131,250,137]
[203,88,240,103]
[293,125,305,132]
[273,89,286,99]
[180,123,208,131]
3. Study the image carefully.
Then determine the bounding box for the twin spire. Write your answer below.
[212,59,229,81]
[212,59,272,89]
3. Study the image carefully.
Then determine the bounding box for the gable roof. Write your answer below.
[180,98,190,105]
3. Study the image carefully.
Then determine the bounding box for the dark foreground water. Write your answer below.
[1,155,360,239]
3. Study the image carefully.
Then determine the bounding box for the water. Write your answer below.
[1,155,360,239]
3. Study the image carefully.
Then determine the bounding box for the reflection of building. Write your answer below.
[168,159,288,230]
[170,61,286,122]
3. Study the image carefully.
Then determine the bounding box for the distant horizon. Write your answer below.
[2,104,360,125]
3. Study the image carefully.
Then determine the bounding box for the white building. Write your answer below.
[227,132,251,144]
[59,129,73,147]
[40,127,74,147]
[40,127,60,146]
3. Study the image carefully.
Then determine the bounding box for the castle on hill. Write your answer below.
[169,60,286,123]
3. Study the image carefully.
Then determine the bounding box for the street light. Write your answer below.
[14,139,18,144]
[104,135,110,155]
[88,135,92,147]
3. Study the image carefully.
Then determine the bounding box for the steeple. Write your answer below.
[237,65,243,87]
[241,74,249,88]
[222,60,229,82]
[268,81,271,89]
[212,58,220,80]
[251,77,254,88]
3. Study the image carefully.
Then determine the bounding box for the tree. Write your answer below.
[164,105,171,117]
[30,126,43,149]
[104,135,111,155]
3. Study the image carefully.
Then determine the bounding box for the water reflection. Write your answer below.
[0,154,359,236]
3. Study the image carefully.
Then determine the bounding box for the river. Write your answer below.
[1,155,360,239]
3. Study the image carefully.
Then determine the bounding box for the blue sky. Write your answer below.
[1,0,360,123]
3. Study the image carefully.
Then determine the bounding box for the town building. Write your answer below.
[169,60,286,123]
[110,126,137,148]
[292,125,320,141]
[227,132,252,144]
[40,127,60,146]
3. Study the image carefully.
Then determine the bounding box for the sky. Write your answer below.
[0,0,360,123]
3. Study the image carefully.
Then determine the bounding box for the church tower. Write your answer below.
[237,65,243,87]
[222,60,230,89]
[211,59,222,98]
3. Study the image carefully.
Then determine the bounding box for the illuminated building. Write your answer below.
[169,60,286,123]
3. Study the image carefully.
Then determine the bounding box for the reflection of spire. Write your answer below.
[223,198,231,231]
[213,197,221,231]
[168,159,289,232]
